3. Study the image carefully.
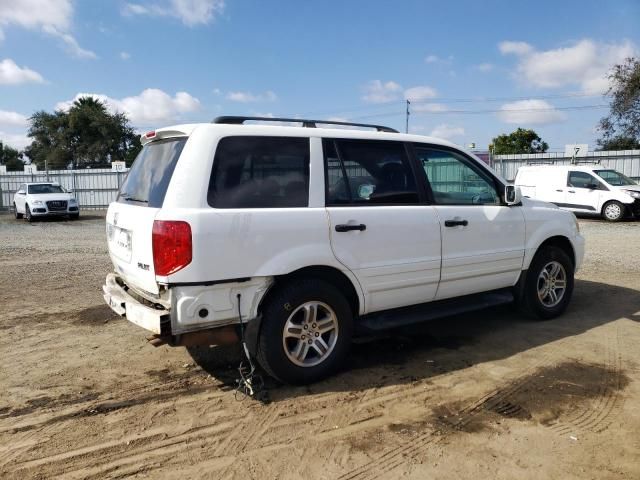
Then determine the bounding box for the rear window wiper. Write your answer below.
[120,194,149,203]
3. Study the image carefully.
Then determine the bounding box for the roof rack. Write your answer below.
[526,159,556,165]
[212,116,399,133]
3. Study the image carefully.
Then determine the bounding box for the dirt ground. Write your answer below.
[1,212,639,479]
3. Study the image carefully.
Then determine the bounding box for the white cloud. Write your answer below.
[56,89,201,126]
[500,39,637,95]
[226,90,277,103]
[0,58,45,85]
[123,0,225,26]
[362,80,402,103]
[475,63,494,72]
[0,110,28,127]
[425,55,439,64]
[120,51,131,60]
[0,0,95,59]
[497,99,567,125]
[404,85,437,102]
[429,124,465,140]
[499,41,533,56]
[0,131,30,150]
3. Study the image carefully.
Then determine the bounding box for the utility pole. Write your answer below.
[405,100,410,133]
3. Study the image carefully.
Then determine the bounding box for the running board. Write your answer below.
[356,289,514,333]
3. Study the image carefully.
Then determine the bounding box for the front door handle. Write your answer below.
[335,223,367,232]
[555,189,563,192]
[444,219,468,227]
[568,190,575,193]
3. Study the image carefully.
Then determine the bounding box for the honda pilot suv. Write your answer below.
[103,116,585,384]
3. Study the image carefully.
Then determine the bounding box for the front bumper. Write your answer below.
[103,273,170,335]
[31,205,79,216]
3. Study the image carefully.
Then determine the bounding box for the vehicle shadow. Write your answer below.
[188,279,640,401]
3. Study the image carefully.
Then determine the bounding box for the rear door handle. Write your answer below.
[568,190,575,193]
[444,219,468,227]
[335,224,366,232]
[555,189,563,192]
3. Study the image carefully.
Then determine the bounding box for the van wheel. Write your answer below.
[602,201,624,222]
[257,279,353,385]
[25,205,33,222]
[14,204,23,219]
[518,246,574,320]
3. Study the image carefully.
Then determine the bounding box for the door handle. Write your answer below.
[568,190,575,193]
[444,219,468,227]
[555,189,563,192]
[335,224,366,232]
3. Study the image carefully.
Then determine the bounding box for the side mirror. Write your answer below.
[505,185,522,205]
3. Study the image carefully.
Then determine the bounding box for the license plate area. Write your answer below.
[108,224,132,262]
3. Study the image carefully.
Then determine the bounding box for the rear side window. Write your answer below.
[208,136,310,208]
[324,139,419,205]
[118,138,187,208]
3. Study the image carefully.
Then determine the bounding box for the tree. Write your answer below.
[25,96,142,169]
[597,57,640,150]
[0,142,25,171]
[490,128,549,155]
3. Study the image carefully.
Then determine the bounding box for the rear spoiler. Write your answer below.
[140,129,189,146]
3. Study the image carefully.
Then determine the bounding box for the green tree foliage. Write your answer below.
[490,128,549,155]
[25,96,142,169]
[0,142,25,171]
[598,57,640,150]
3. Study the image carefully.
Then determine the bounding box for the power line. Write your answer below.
[351,104,609,121]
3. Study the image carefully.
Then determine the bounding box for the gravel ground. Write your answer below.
[0,212,639,479]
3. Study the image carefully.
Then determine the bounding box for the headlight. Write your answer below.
[32,200,44,206]
[69,198,78,204]
[623,190,640,199]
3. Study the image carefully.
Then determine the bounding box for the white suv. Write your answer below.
[13,182,80,221]
[103,116,585,384]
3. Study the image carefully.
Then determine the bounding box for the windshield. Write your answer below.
[28,184,64,194]
[594,169,637,186]
[118,137,187,208]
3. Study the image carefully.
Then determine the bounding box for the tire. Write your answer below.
[25,204,33,223]
[257,278,354,385]
[14,203,23,219]
[70,213,80,220]
[602,200,625,222]
[518,246,574,320]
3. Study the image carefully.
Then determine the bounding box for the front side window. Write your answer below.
[568,171,605,190]
[208,136,310,208]
[594,169,636,186]
[324,139,418,205]
[415,147,499,205]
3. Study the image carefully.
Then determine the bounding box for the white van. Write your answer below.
[515,165,640,221]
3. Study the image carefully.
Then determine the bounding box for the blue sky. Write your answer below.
[1,0,639,153]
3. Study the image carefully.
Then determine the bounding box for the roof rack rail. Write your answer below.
[212,116,399,133]
[572,158,601,165]
[526,159,556,165]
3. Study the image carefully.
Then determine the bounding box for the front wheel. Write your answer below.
[25,204,33,223]
[14,203,23,219]
[517,246,574,320]
[257,279,353,384]
[602,200,625,222]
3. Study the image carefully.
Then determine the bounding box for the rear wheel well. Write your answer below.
[261,266,360,317]
[536,236,575,268]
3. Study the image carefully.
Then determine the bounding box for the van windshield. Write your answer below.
[118,137,187,208]
[594,169,637,186]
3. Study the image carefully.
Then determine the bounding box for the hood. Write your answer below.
[521,196,559,209]
[613,184,640,193]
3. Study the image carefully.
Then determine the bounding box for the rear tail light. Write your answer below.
[152,220,192,276]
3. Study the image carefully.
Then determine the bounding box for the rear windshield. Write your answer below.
[28,184,64,194]
[118,138,187,208]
